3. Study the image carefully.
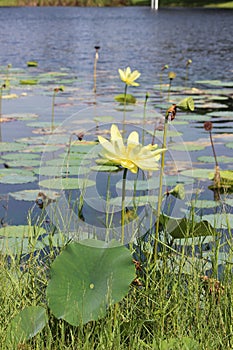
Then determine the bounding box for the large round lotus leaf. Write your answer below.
[206,111,233,118]
[1,153,40,161]
[0,237,42,255]
[149,130,182,138]
[198,156,233,164]
[195,102,227,109]
[0,175,37,184]
[39,177,95,190]
[70,142,98,153]
[26,122,61,128]
[114,94,136,104]
[93,116,114,123]
[6,306,48,346]
[0,142,26,152]
[195,80,233,87]
[0,225,46,238]
[201,214,233,229]
[23,145,64,153]
[46,240,135,326]
[180,168,212,179]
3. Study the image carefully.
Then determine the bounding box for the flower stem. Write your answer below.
[93,53,97,93]
[153,115,169,262]
[123,84,128,125]
[121,168,128,244]
[209,130,221,188]
[51,90,56,132]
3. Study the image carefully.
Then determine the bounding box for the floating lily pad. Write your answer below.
[19,79,38,85]
[91,165,120,172]
[9,189,60,202]
[6,159,41,167]
[3,113,38,121]
[195,80,233,87]
[93,116,114,123]
[0,237,44,255]
[34,165,89,177]
[201,213,233,229]
[225,143,233,149]
[0,175,37,184]
[0,142,26,152]
[180,168,212,179]
[186,199,220,209]
[198,156,233,164]
[208,170,233,184]
[114,94,136,104]
[46,158,90,167]
[109,195,158,207]
[39,177,95,190]
[46,240,135,326]
[27,122,61,128]
[0,168,34,177]
[178,113,211,121]
[1,153,40,161]
[70,142,98,154]
[0,225,45,238]
[170,143,207,151]
[206,111,233,118]
[7,306,47,347]
[23,145,64,153]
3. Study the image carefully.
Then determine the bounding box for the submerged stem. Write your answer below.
[121,168,128,244]
[153,116,168,262]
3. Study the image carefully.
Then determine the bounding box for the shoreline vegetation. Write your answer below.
[1,0,233,8]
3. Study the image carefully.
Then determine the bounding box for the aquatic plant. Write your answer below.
[51,86,64,131]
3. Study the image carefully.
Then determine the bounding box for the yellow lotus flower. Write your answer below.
[118,67,141,87]
[98,124,166,174]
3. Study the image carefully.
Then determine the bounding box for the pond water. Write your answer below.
[0,7,232,238]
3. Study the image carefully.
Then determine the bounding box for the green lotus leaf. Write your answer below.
[19,79,38,85]
[114,94,136,104]
[93,116,114,123]
[198,156,233,164]
[0,237,44,255]
[70,142,98,154]
[39,177,95,190]
[34,165,88,177]
[226,143,233,149]
[46,158,90,167]
[170,143,207,151]
[177,97,195,112]
[180,168,212,179]
[206,111,233,118]
[178,113,211,121]
[6,306,47,347]
[0,142,26,152]
[109,195,158,207]
[159,214,217,239]
[168,184,185,200]
[0,225,45,238]
[208,170,233,184]
[201,213,233,229]
[9,189,60,202]
[0,175,37,184]
[0,168,34,177]
[195,102,228,109]
[46,240,135,326]
[195,80,233,87]
[91,165,120,172]
[148,130,182,138]
[1,153,40,161]
[23,145,64,153]
[27,122,61,128]
[116,178,160,191]
[186,199,220,209]
[5,159,41,167]
[3,113,38,120]
[27,61,38,67]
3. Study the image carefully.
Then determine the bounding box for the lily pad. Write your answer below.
[7,306,48,346]
[0,168,34,177]
[170,143,207,151]
[91,165,120,172]
[186,199,220,209]
[9,189,60,202]
[34,165,88,177]
[201,213,233,229]
[93,116,114,123]
[46,240,135,326]
[3,113,38,121]
[198,156,233,164]
[225,143,233,149]
[0,225,45,238]
[0,175,37,184]
[39,177,95,190]
[114,94,136,104]
[180,168,212,179]
[0,142,26,152]
[19,79,38,85]
[1,153,40,161]
[26,122,61,128]
[5,159,41,167]
[206,111,233,118]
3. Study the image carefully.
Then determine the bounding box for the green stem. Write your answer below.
[121,168,128,244]
[153,115,169,263]
[142,92,149,146]
[93,54,97,93]
[168,79,172,101]
[51,91,56,132]
[123,84,128,125]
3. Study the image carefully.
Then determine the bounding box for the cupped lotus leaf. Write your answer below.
[159,214,217,239]
[93,116,114,123]
[46,240,135,326]
[168,184,185,200]
[207,111,233,118]
[201,213,233,229]
[180,168,212,179]
[177,97,195,111]
[170,143,207,151]
[198,156,233,164]
[114,94,136,104]
[0,142,26,152]
[0,175,37,184]
[27,61,38,67]
[39,177,95,190]
[1,153,40,161]
[0,225,45,238]
[6,306,47,346]
[186,199,220,209]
